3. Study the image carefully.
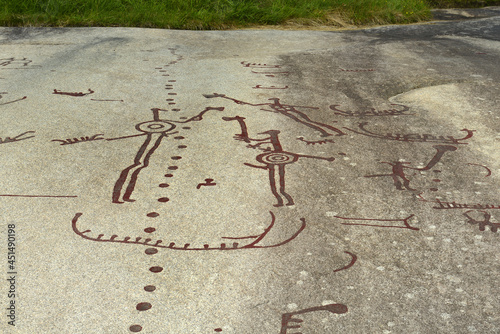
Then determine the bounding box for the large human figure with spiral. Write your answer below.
[110,107,224,203]
[223,116,335,207]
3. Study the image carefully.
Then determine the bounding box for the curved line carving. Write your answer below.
[333,251,358,272]
[467,163,492,177]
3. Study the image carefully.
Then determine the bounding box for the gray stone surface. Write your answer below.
[432,6,500,21]
[0,13,499,334]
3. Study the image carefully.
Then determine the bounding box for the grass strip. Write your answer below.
[0,0,498,30]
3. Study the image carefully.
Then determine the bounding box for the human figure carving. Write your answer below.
[111,107,223,203]
[365,145,457,191]
[205,93,345,137]
[224,116,335,207]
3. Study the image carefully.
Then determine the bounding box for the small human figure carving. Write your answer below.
[365,145,457,191]
[196,178,216,189]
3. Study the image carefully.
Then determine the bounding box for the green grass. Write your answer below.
[0,0,498,30]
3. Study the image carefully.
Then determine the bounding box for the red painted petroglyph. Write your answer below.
[330,104,413,117]
[345,122,474,144]
[0,131,35,145]
[224,116,335,207]
[72,212,306,250]
[280,304,348,334]
[205,93,345,138]
[53,89,94,97]
[335,214,419,230]
[365,145,457,191]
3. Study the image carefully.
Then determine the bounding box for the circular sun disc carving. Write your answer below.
[257,152,298,165]
[136,121,176,133]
